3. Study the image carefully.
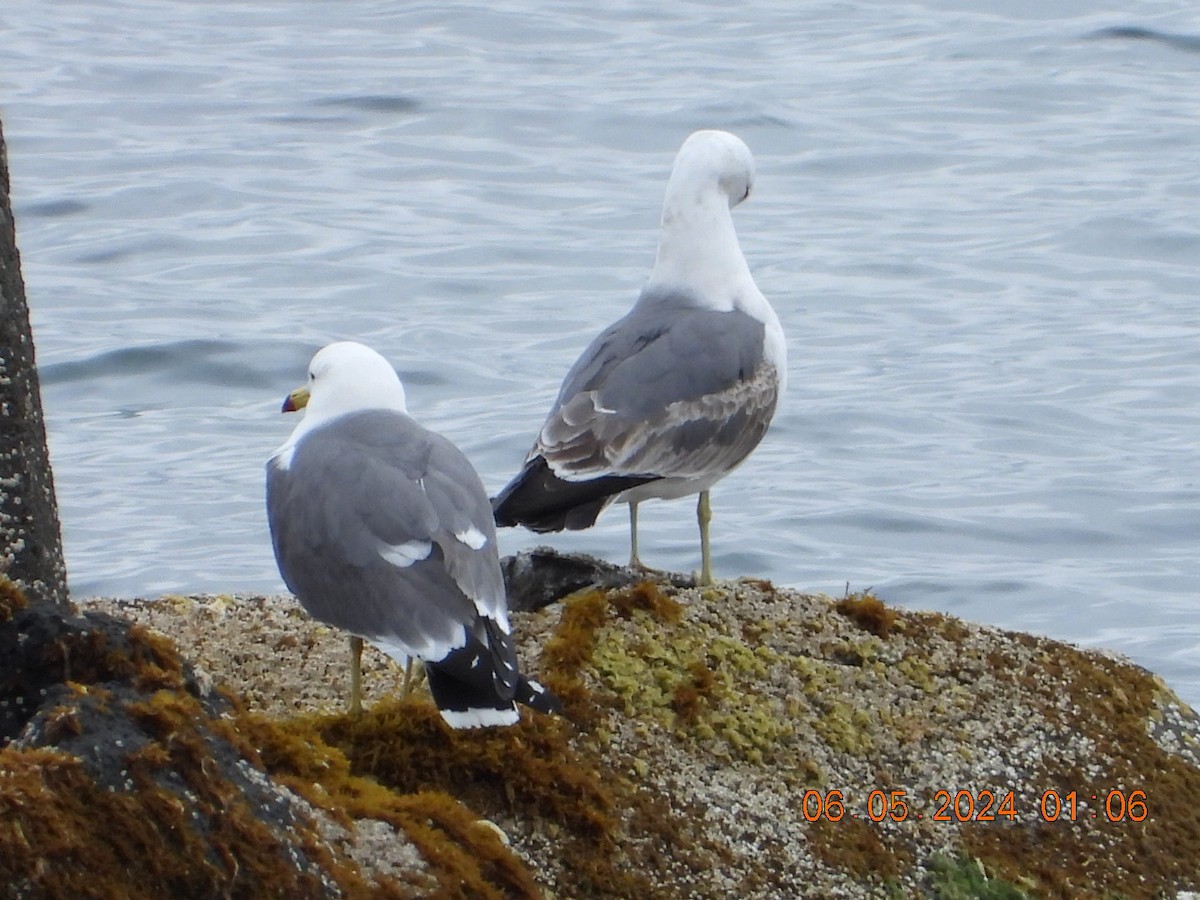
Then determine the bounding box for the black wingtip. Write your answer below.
[516,675,562,715]
[424,624,562,728]
[425,661,518,729]
[425,665,561,728]
[492,455,658,532]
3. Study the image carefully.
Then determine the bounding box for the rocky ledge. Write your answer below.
[3,550,1199,898]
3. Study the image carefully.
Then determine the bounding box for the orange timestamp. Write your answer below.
[797,788,1149,824]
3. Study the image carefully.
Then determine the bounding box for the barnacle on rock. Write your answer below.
[57,557,1200,899]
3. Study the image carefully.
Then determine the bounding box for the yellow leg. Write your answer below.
[628,500,641,568]
[401,657,415,695]
[697,490,713,586]
[349,635,364,718]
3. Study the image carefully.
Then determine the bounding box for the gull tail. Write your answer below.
[492,455,658,532]
[425,622,561,729]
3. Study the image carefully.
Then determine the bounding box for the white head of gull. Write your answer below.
[492,130,787,585]
[266,341,559,727]
[272,341,408,471]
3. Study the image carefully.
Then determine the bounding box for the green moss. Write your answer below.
[897,655,935,691]
[829,636,884,667]
[792,654,843,697]
[583,597,794,762]
[927,853,1031,899]
[812,702,875,756]
[514,581,792,887]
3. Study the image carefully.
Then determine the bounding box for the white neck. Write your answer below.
[639,132,787,394]
[646,190,753,310]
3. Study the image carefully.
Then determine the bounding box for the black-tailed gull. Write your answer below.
[266,341,559,727]
[492,130,786,585]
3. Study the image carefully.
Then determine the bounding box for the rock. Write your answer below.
[0,577,427,898]
[502,545,695,612]
[15,552,1200,899]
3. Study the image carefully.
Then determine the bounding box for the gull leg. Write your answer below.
[349,635,364,718]
[400,657,427,696]
[627,501,665,575]
[628,500,642,568]
[697,490,713,586]
[401,657,415,696]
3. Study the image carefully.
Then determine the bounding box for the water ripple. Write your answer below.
[4,0,1199,708]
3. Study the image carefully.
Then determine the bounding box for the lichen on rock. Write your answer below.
[48,551,1200,898]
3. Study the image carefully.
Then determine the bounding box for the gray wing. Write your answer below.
[266,410,506,661]
[419,432,508,624]
[536,298,780,481]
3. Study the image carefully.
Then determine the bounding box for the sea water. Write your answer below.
[3,0,1198,704]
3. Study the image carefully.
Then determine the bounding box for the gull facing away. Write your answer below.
[266,341,559,728]
[492,130,787,585]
